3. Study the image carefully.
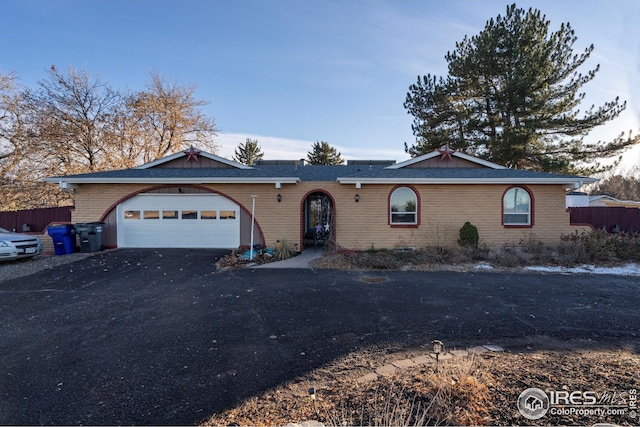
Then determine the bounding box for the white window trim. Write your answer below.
[389,187,418,225]
[503,187,532,226]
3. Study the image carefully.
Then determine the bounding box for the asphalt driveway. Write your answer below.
[0,249,638,425]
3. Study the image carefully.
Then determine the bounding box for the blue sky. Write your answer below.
[3,0,640,170]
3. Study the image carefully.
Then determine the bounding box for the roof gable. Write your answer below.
[46,146,596,190]
[386,150,507,170]
[135,147,252,170]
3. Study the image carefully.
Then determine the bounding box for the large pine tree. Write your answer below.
[404,4,638,174]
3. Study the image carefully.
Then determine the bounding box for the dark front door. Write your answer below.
[304,192,333,249]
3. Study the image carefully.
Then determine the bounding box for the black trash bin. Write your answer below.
[74,222,105,253]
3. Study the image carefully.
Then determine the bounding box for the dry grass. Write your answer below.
[203,348,639,426]
[314,230,640,271]
[322,357,490,426]
[204,356,491,426]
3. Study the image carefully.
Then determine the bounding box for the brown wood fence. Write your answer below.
[569,206,640,233]
[0,206,74,232]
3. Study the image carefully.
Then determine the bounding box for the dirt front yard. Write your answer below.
[207,248,639,426]
[204,337,639,426]
[1,249,638,425]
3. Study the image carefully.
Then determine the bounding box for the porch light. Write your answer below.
[277,194,282,203]
[355,194,360,203]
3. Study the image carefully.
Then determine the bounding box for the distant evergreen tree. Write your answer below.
[233,138,264,165]
[306,141,343,165]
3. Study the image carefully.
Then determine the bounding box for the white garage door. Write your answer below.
[117,194,240,248]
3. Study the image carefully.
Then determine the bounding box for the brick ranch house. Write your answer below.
[45,146,596,251]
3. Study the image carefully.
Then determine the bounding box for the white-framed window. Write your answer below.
[181,210,198,219]
[124,210,140,220]
[201,210,217,220]
[143,210,160,220]
[219,210,236,220]
[390,187,418,225]
[162,210,178,219]
[503,187,532,226]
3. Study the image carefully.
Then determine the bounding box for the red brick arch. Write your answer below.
[99,184,265,248]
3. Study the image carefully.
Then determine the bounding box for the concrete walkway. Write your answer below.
[254,249,324,269]
[357,344,504,384]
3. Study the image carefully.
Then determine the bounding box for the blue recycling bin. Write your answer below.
[47,224,76,255]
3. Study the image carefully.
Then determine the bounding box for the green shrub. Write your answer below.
[458,222,479,249]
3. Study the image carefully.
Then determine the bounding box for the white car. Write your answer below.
[0,226,43,261]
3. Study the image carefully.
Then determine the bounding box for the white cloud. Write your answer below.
[215,132,408,162]
[215,133,310,161]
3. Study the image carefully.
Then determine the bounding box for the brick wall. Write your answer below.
[332,183,590,249]
[72,182,591,250]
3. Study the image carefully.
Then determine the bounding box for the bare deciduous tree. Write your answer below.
[590,171,640,201]
[31,66,122,174]
[1,70,68,209]
[126,72,218,163]
[0,67,219,210]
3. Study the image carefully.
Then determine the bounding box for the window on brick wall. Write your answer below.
[503,186,533,226]
[389,186,418,225]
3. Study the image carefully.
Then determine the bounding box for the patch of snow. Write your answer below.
[524,263,640,276]
[474,262,494,270]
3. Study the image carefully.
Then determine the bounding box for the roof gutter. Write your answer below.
[337,177,598,186]
[45,177,301,186]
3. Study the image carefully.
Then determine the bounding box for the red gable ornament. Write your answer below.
[438,144,455,161]
[184,146,201,162]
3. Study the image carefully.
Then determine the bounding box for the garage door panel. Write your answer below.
[117,194,240,248]
[123,223,239,248]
